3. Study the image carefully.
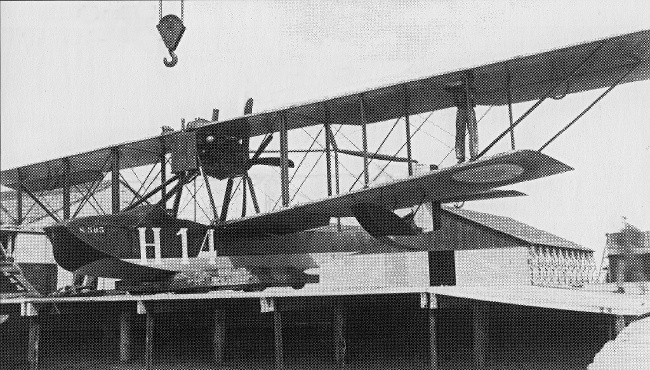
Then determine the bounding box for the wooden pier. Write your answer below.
[2,284,648,369]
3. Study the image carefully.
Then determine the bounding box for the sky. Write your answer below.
[1,1,649,259]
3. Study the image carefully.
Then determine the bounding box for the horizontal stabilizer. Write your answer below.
[350,203,422,238]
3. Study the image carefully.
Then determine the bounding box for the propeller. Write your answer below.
[220,99,294,221]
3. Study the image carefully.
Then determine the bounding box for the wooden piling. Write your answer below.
[145,311,154,370]
[473,301,487,370]
[119,310,133,362]
[273,300,284,370]
[27,316,40,370]
[429,309,438,370]
[333,303,346,369]
[423,293,439,370]
[213,308,226,365]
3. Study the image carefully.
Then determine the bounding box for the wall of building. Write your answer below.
[455,245,597,287]
[455,246,531,286]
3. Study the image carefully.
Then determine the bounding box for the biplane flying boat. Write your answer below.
[1,30,649,292]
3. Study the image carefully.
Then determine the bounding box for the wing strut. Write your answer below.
[538,59,641,152]
[476,40,608,160]
[220,178,234,222]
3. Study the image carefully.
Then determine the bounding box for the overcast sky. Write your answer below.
[1,1,649,257]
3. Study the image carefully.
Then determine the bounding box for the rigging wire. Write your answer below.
[288,127,324,184]
[371,112,434,183]
[290,145,328,204]
[299,125,357,178]
[348,116,403,191]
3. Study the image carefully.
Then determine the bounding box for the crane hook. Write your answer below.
[163,50,178,68]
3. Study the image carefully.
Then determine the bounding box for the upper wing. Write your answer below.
[2,30,647,192]
[217,150,571,236]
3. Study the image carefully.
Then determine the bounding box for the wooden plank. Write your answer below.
[213,308,226,365]
[111,147,120,214]
[119,311,132,362]
[27,316,40,370]
[0,286,429,307]
[279,114,290,207]
[4,285,647,316]
[428,285,650,316]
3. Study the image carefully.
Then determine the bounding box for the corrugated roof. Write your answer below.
[445,207,588,250]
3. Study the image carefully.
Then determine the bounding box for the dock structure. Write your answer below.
[2,203,647,369]
[2,284,648,369]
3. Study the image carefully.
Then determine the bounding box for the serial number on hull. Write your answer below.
[78,227,105,234]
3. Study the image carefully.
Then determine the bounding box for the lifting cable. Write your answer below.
[159,0,184,21]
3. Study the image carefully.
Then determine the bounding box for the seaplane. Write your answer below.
[1,29,648,294]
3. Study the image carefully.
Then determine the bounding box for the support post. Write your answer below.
[241,175,247,217]
[473,301,487,370]
[429,309,438,370]
[246,176,260,213]
[119,310,133,362]
[333,302,346,369]
[111,147,120,214]
[273,300,284,370]
[279,114,290,207]
[325,121,333,197]
[220,178,234,222]
[403,87,413,176]
[214,308,226,365]
[506,63,516,150]
[16,171,24,224]
[466,72,478,161]
[421,293,438,370]
[160,138,167,205]
[172,174,185,217]
[145,310,154,370]
[63,157,71,220]
[324,105,341,230]
[27,315,40,370]
[359,96,369,187]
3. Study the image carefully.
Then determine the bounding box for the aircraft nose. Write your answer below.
[44,224,107,273]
